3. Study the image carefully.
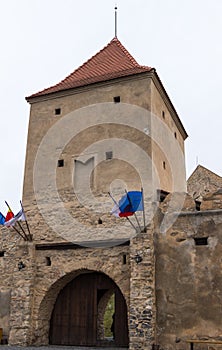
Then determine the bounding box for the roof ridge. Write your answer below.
[113,38,152,71]
[188,164,222,181]
[112,37,139,66]
[61,37,143,84]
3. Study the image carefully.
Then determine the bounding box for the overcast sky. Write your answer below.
[1,0,222,212]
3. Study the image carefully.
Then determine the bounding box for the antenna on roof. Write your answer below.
[114,5,118,37]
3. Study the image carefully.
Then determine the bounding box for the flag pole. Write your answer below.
[125,190,142,233]
[5,201,29,241]
[20,201,32,241]
[108,192,137,231]
[16,221,29,241]
[141,187,146,232]
[12,225,27,241]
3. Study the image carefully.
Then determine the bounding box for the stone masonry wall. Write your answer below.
[129,227,156,350]
[155,205,222,350]
[0,227,36,345]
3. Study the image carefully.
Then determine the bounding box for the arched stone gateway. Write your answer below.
[49,270,129,347]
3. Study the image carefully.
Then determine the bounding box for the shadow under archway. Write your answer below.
[49,270,129,347]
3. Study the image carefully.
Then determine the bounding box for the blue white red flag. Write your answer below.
[111,191,143,217]
[119,191,143,213]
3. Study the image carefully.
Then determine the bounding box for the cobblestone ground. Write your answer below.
[0,347,128,350]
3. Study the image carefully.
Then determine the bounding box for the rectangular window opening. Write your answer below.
[162,111,165,119]
[46,257,51,266]
[123,254,127,265]
[113,96,120,103]
[55,108,61,115]
[195,200,201,211]
[163,161,166,169]
[58,159,64,167]
[0,251,5,257]
[106,151,113,160]
[194,237,208,246]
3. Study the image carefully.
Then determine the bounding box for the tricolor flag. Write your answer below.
[119,191,143,213]
[111,191,143,217]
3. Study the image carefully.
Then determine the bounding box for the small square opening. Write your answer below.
[58,159,64,167]
[113,96,120,103]
[0,251,5,257]
[55,108,61,115]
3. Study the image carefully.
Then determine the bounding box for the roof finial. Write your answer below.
[114,5,118,37]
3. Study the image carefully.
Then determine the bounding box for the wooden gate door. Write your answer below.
[49,273,97,345]
[49,271,129,347]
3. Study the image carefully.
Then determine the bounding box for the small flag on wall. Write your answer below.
[0,201,31,241]
[119,191,143,213]
[109,189,146,233]
[111,191,143,217]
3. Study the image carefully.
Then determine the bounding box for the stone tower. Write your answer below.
[0,37,189,349]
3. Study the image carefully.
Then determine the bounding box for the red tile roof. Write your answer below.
[27,37,153,99]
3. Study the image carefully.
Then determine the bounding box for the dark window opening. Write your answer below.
[0,251,5,257]
[46,257,51,266]
[162,111,165,119]
[58,159,64,167]
[194,237,208,246]
[123,254,127,265]
[174,132,177,139]
[195,200,201,211]
[163,161,166,169]
[106,151,113,160]
[113,96,120,103]
[157,189,169,202]
[98,218,103,224]
[55,108,61,115]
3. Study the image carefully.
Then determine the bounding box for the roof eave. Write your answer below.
[25,70,154,103]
